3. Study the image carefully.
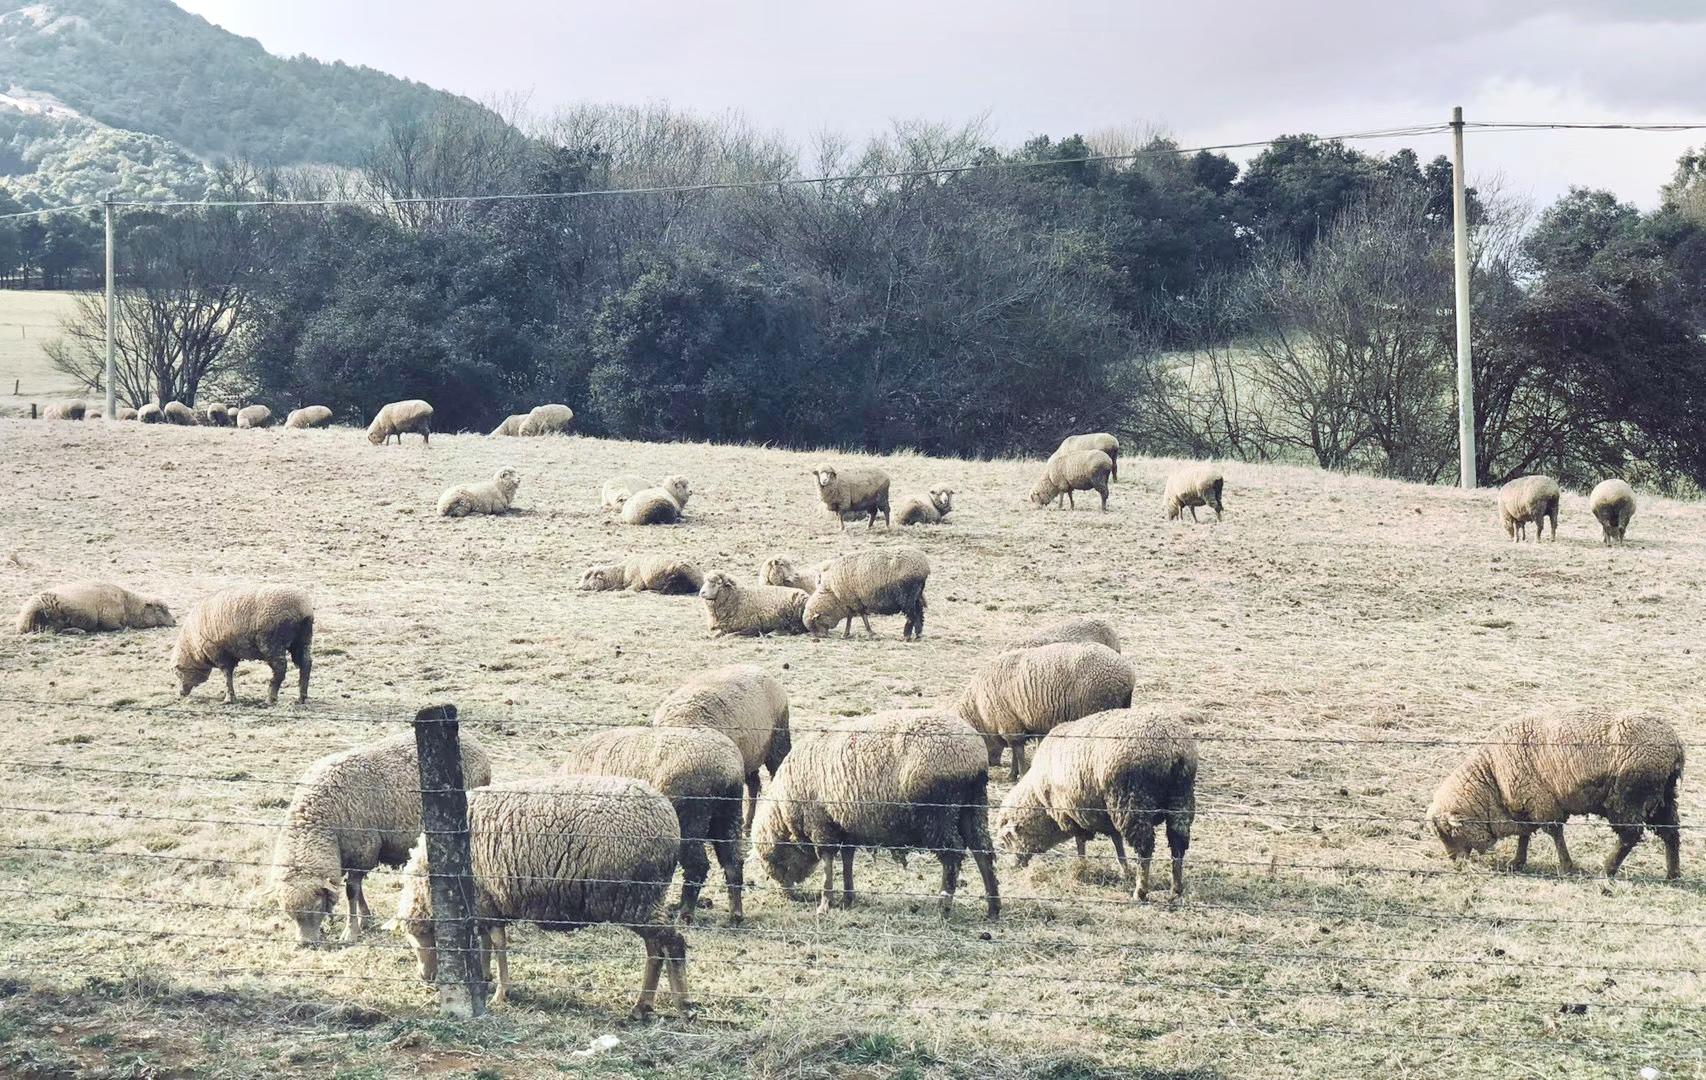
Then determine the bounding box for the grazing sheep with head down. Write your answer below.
[201,402,230,427]
[896,485,955,526]
[812,464,891,530]
[1057,433,1120,481]
[285,405,333,429]
[1009,615,1121,654]
[996,707,1198,900]
[1031,450,1113,511]
[392,775,689,1015]
[490,414,527,437]
[16,582,174,634]
[759,555,825,593]
[437,467,521,518]
[957,642,1135,779]
[162,401,196,425]
[752,709,999,919]
[519,403,574,436]
[172,585,314,705]
[559,725,746,921]
[366,399,433,445]
[115,407,139,421]
[42,401,86,421]
[1589,478,1636,544]
[653,663,791,831]
[579,555,704,595]
[621,476,691,525]
[1163,464,1224,522]
[601,473,654,512]
[699,573,808,637]
[803,546,929,641]
[1427,712,1683,878]
[137,403,164,424]
[1498,474,1560,542]
[271,723,493,945]
[235,404,272,429]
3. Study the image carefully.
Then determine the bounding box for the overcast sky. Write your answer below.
[176,0,1706,209]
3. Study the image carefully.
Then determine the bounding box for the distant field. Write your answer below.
[0,421,1702,1079]
[0,289,85,408]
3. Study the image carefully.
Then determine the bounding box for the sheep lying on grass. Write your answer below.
[802,546,929,640]
[1163,464,1224,522]
[438,467,521,517]
[366,399,433,446]
[1057,433,1120,481]
[996,707,1199,900]
[235,405,272,429]
[579,555,704,595]
[172,585,314,705]
[1589,478,1636,544]
[752,709,999,919]
[812,465,891,530]
[1427,711,1684,878]
[1030,450,1113,511]
[896,486,954,526]
[699,573,808,637]
[653,663,791,831]
[42,402,85,420]
[491,414,527,437]
[956,642,1135,779]
[1498,475,1560,543]
[1009,615,1121,654]
[622,476,692,525]
[601,474,654,512]
[760,556,824,593]
[285,405,333,429]
[16,582,174,634]
[519,403,574,435]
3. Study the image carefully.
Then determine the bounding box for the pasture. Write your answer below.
[0,415,1702,1079]
[0,290,82,413]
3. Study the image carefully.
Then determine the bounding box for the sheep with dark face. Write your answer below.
[812,465,891,530]
[1498,475,1560,542]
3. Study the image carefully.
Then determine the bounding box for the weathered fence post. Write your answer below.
[29,403,37,419]
[412,702,487,1019]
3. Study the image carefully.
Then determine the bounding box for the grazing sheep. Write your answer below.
[172,585,314,705]
[201,402,231,427]
[162,401,196,425]
[653,663,792,831]
[366,399,433,446]
[579,555,704,595]
[1030,450,1114,511]
[621,476,692,525]
[437,467,521,518]
[235,404,272,429]
[1498,474,1560,542]
[601,473,654,512]
[802,546,929,641]
[1163,463,1224,522]
[393,776,689,1015]
[812,464,891,531]
[116,407,139,421]
[41,402,86,421]
[1589,478,1636,544]
[896,486,954,526]
[559,726,746,922]
[996,707,1198,900]
[1008,615,1121,654]
[759,555,826,593]
[1057,433,1120,482]
[285,405,334,429]
[1427,712,1683,879]
[271,724,493,945]
[519,403,574,436]
[137,403,164,424]
[699,573,808,638]
[490,414,527,437]
[957,642,1136,780]
[16,582,174,634]
[752,709,999,919]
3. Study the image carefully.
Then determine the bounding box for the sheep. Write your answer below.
[392,775,689,1016]
[601,473,654,512]
[812,464,891,530]
[16,582,174,634]
[1030,450,1113,511]
[956,642,1136,780]
[759,555,825,593]
[137,403,164,424]
[1498,474,1560,542]
[802,546,929,641]
[172,584,314,705]
[619,475,691,525]
[490,413,527,437]
[519,403,574,436]
[162,401,196,425]
[752,709,999,919]
[559,726,746,922]
[1589,478,1636,544]
[895,485,954,526]
[437,467,521,518]
[41,402,86,421]
[1426,712,1683,879]
[699,573,808,638]
[1008,615,1121,654]
[653,662,792,831]
[1057,432,1120,482]
[1163,463,1225,522]
[235,404,272,429]
[116,407,139,421]
[366,399,433,446]
[285,405,334,429]
[995,707,1198,900]
[579,555,704,595]
[271,721,493,945]
[201,402,230,427]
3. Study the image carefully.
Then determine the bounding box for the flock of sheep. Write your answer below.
[12,402,1686,1019]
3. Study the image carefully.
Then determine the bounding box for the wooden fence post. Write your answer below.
[412,702,487,1019]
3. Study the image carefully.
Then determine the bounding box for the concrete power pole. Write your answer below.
[103,193,116,420]
[1450,107,1476,489]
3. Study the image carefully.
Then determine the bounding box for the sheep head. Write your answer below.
[276,873,341,946]
[994,799,1070,866]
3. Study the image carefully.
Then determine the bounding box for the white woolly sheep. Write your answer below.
[137,403,164,424]
[802,546,929,641]
[1031,449,1113,511]
[519,403,574,436]
[490,414,527,437]
[1589,478,1636,544]
[162,401,196,425]
[285,405,333,429]
[621,475,692,525]
[1162,463,1224,522]
[235,404,272,429]
[201,402,230,427]
[1427,711,1683,879]
[759,555,829,593]
[896,486,955,526]
[653,662,792,831]
[699,573,808,638]
[172,584,314,705]
[995,707,1198,900]
[1498,474,1560,542]
[438,467,521,518]
[1008,615,1121,654]
[1057,432,1120,481]
[579,555,704,595]
[752,709,999,919]
[271,720,493,945]
[559,725,746,921]
[116,407,139,421]
[600,473,653,512]
[393,775,689,1015]
[16,582,174,634]
[812,464,891,530]
[41,401,86,421]
[957,642,1136,780]
[366,399,433,445]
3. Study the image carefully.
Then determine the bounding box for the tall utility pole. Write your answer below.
[103,192,116,420]
[1450,107,1476,489]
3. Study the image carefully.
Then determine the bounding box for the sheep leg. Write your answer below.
[1128,823,1156,901]
[221,665,237,705]
[712,832,744,923]
[676,839,710,923]
[632,932,663,1018]
[486,925,510,1007]
[1072,834,1089,880]
[342,871,366,942]
[818,852,838,915]
[1097,482,1108,511]
[1545,824,1575,874]
[1165,815,1190,896]
[1109,831,1134,885]
[1066,491,1075,510]
[1604,826,1643,878]
[266,658,287,706]
[858,612,875,636]
[1511,832,1530,870]
[1652,800,1682,880]
[840,844,856,910]
[743,773,760,835]
[936,849,963,916]
[1188,505,1199,523]
[291,633,312,704]
[657,927,691,1009]
[1007,739,1025,783]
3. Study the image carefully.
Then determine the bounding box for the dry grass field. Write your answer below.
[0,290,83,412]
[1,415,1704,1079]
